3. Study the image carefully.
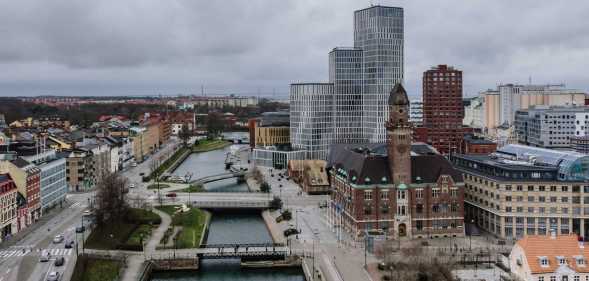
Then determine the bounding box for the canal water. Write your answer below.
[172,144,249,192]
[154,133,304,280]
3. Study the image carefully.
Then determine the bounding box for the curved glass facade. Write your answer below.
[499,144,589,181]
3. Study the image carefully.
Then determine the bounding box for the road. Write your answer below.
[0,138,179,281]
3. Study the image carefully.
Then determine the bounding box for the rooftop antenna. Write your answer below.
[201,85,204,96]
[528,76,532,85]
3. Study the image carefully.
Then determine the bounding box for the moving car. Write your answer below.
[53,234,64,244]
[39,250,50,262]
[129,183,136,188]
[165,192,177,198]
[46,271,60,281]
[65,240,75,248]
[75,226,85,233]
[54,257,65,266]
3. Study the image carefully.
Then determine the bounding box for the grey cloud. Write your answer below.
[0,0,587,96]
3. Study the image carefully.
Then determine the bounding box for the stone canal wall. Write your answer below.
[262,210,286,245]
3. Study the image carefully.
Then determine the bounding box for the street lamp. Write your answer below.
[295,209,304,239]
[469,219,475,251]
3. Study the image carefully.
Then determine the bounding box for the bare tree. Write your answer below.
[149,158,162,204]
[94,172,129,226]
[179,124,191,147]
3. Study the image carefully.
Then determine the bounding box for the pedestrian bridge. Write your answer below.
[148,243,288,261]
[189,171,246,185]
[160,192,274,209]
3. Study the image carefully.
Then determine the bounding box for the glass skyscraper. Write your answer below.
[354,6,404,143]
[329,47,364,144]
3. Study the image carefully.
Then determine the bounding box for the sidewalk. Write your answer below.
[0,201,73,249]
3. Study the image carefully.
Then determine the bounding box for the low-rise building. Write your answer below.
[460,133,497,154]
[0,157,41,230]
[22,150,67,213]
[515,105,589,149]
[510,234,589,281]
[451,144,589,240]
[287,160,329,194]
[253,112,290,148]
[0,174,17,241]
[571,135,589,154]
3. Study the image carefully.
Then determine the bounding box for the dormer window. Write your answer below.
[557,256,566,265]
[575,256,586,266]
[539,256,549,267]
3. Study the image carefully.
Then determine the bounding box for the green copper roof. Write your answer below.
[398,183,408,189]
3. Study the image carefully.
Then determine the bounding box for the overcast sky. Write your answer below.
[0,0,588,98]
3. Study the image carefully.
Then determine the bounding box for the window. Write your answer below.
[540,257,549,267]
[528,196,535,202]
[416,204,423,214]
[416,189,423,199]
[557,256,566,265]
[506,196,512,202]
[380,191,389,200]
[432,189,440,198]
[451,189,458,197]
[539,196,546,202]
[506,207,512,213]
[577,257,586,266]
[539,277,544,281]
[364,191,372,201]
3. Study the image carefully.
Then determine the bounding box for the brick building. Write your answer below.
[327,84,465,239]
[460,133,498,154]
[0,174,17,241]
[417,65,465,154]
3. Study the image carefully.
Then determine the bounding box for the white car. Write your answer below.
[46,271,60,281]
[53,234,64,244]
[129,183,136,188]
[39,250,50,262]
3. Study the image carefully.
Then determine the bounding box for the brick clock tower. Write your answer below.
[386,84,413,238]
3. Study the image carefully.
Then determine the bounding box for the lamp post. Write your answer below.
[469,219,474,251]
[140,233,145,259]
[295,209,303,239]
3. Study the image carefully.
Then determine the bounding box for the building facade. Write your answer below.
[571,136,589,154]
[0,174,17,241]
[328,85,465,239]
[515,105,589,149]
[355,6,404,143]
[21,150,67,214]
[329,47,364,144]
[290,83,334,160]
[482,84,586,136]
[510,234,589,281]
[422,65,464,154]
[409,99,424,127]
[452,144,589,240]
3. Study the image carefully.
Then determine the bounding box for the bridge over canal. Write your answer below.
[189,171,247,185]
[159,192,274,209]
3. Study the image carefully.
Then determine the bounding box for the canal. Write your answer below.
[152,133,304,280]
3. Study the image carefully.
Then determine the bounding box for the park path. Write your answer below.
[146,208,172,252]
[120,208,172,281]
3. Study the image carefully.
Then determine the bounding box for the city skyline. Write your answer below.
[0,1,588,97]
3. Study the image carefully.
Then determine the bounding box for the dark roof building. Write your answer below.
[327,84,465,239]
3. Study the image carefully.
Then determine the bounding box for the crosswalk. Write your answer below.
[70,202,87,209]
[0,248,73,258]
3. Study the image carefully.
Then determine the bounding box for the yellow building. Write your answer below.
[255,126,290,147]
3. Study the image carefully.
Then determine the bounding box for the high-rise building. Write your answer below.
[329,48,364,144]
[291,5,404,159]
[409,100,424,126]
[355,6,404,143]
[422,65,464,154]
[514,105,589,149]
[290,83,334,160]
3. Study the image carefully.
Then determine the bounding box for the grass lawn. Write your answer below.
[126,224,152,247]
[156,205,209,248]
[147,183,170,189]
[71,257,121,281]
[192,139,231,152]
[85,208,160,250]
[179,184,205,193]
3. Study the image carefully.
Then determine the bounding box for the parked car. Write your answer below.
[83,209,92,216]
[53,234,64,244]
[166,192,177,198]
[39,250,50,262]
[129,183,136,188]
[75,226,85,233]
[54,257,65,266]
[131,162,138,167]
[46,271,60,281]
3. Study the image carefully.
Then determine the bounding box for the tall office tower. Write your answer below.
[423,65,464,154]
[329,47,364,143]
[354,6,404,143]
[289,83,334,160]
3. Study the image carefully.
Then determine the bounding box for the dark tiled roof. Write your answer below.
[11,157,31,168]
[329,143,463,185]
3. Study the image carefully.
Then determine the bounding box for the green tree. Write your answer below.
[206,112,225,139]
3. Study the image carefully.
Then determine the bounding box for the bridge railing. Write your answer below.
[190,200,270,208]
